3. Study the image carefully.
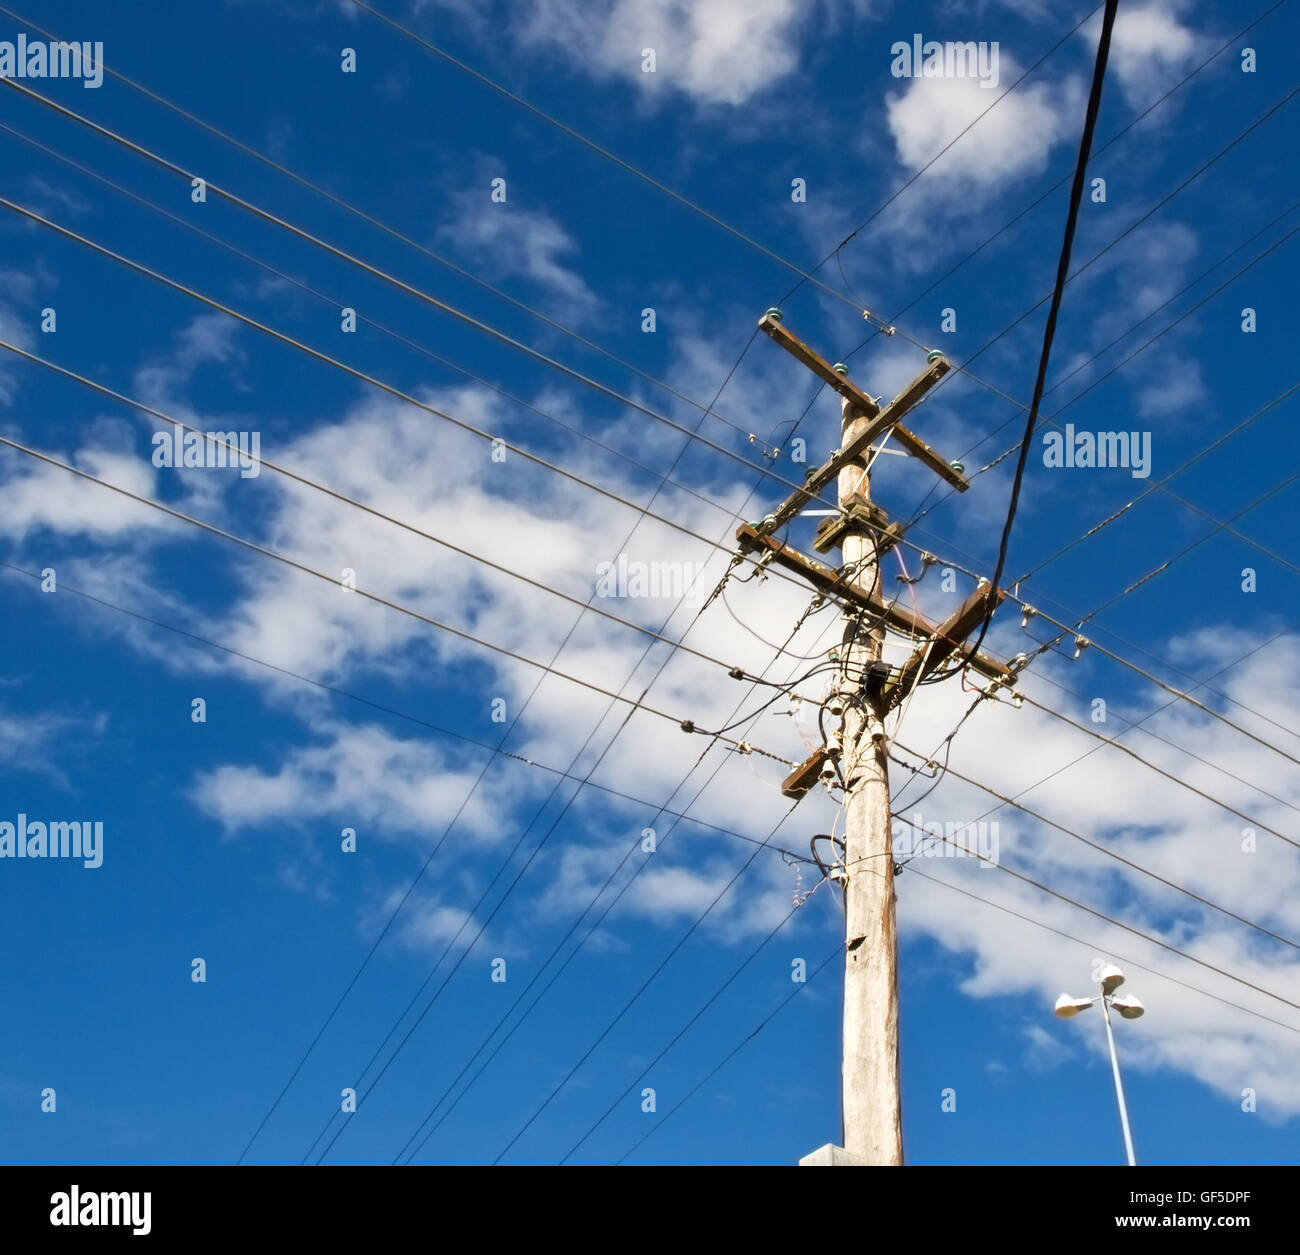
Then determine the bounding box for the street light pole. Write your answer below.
[1055,963,1144,1166]
[1099,990,1137,1167]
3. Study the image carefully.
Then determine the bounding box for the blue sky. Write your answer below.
[1,0,1298,1166]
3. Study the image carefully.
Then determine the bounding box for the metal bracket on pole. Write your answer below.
[812,494,902,556]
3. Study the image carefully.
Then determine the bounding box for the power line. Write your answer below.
[0,81,871,506]
[884,374,1300,756]
[886,736,1300,947]
[307,553,831,1167]
[242,315,791,1161]
[1047,469,1300,640]
[7,0,1289,1160]
[1024,656,1300,822]
[302,713,703,1163]
[965,0,1120,666]
[16,69,1281,574]
[0,116,776,535]
[0,337,817,712]
[339,1,875,321]
[0,429,827,1163]
[0,431,784,760]
[235,297,814,1162]
[777,2,1105,304]
[0,3,779,445]
[313,606,840,1165]
[352,431,849,1164]
[344,0,1102,325]
[612,941,842,1164]
[858,84,1300,536]
[0,0,1103,461]
[902,867,1300,1038]
[880,0,1290,327]
[339,0,1280,444]
[298,300,840,1165]
[973,563,1300,770]
[385,573,848,1161]
[0,193,838,606]
[394,633,839,1163]
[620,813,1300,1163]
[393,624,833,1165]
[558,898,809,1163]
[899,112,1300,532]
[893,624,1293,877]
[488,796,805,1164]
[937,215,1300,550]
[0,63,1072,495]
[0,1,1020,470]
[1019,366,1300,585]
[0,556,806,866]
[985,545,1300,772]
[11,3,1288,549]
[904,200,1300,532]
[888,796,1300,1014]
[0,426,842,1170]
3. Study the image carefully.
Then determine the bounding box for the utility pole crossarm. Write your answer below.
[757,312,969,499]
[886,582,1008,703]
[734,523,1012,684]
[758,311,882,416]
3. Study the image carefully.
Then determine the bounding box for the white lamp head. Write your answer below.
[1054,994,1095,1018]
[1098,964,1126,995]
[1111,994,1145,1020]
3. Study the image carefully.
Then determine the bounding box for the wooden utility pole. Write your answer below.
[835,395,902,1164]
[735,309,1014,1167]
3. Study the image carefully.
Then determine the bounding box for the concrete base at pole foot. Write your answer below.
[798,1143,872,1166]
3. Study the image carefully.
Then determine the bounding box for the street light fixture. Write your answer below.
[1054,964,1146,1165]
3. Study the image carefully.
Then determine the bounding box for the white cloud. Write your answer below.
[885,57,1081,189]
[367,885,483,956]
[0,265,45,406]
[189,720,499,843]
[131,313,245,410]
[0,703,107,785]
[514,0,818,107]
[1092,1,1205,110]
[436,185,598,321]
[0,439,169,542]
